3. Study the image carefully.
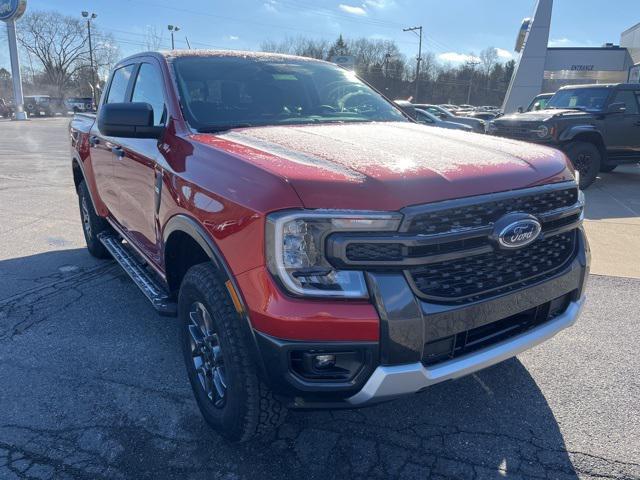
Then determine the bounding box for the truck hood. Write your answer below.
[496,109,593,123]
[194,122,573,210]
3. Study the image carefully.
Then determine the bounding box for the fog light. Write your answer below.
[313,354,336,369]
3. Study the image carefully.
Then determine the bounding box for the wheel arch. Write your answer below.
[163,214,269,380]
[559,126,607,160]
[72,156,84,191]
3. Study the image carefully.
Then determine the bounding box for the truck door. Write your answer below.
[604,88,640,159]
[91,63,136,220]
[112,60,168,264]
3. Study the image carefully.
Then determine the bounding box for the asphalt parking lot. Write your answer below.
[1,117,639,480]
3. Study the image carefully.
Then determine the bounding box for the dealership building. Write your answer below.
[503,0,640,113]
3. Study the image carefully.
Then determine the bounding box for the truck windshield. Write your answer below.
[171,55,406,132]
[546,88,610,112]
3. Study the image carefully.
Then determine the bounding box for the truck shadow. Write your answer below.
[0,248,579,479]
[221,358,579,479]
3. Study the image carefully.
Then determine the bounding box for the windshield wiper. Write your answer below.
[197,123,253,133]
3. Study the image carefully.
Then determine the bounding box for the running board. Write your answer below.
[98,232,177,317]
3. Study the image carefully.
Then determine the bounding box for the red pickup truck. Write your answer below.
[70,51,589,441]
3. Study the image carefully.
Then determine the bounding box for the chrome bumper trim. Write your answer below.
[347,297,584,405]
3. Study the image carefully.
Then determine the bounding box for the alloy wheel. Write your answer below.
[188,301,227,408]
[573,152,592,176]
[81,195,92,238]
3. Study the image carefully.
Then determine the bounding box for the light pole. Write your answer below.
[81,11,97,107]
[403,25,422,101]
[168,25,180,50]
[466,59,480,105]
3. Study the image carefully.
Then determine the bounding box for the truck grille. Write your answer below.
[325,182,582,305]
[406,187,577,235]
[408,231,576,303]
[491,124,537,140]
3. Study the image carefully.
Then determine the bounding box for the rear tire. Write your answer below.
[77,180,111,259]
[564,141,601,189]
[179,263,286,442]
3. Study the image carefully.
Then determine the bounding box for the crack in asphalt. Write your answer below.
[0,263,118,340]
[2,416,639,480]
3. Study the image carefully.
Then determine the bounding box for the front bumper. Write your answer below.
[251,228,589,407]
[347,297,583,405]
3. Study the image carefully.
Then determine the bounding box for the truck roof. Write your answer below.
[558,83,640,90]
[117,49,329,66]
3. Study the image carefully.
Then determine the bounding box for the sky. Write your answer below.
[1,0,638,71]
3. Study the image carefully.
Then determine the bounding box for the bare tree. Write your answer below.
[145,25,165,51]
[261,36,328,59]
[479,47,498,79]
[17,10,119,98]
[18,11,88,97]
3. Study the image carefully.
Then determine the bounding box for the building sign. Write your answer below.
[570,65,595,71]
[515,18,531,53]
[0,0,27,22]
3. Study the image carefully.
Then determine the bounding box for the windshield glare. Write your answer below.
[172,56,406,131]
[546,88,610,111]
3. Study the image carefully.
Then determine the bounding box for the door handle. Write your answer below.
[89,135,100,147]
[111,146,125,158]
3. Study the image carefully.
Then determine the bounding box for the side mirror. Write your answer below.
[517,106,524,113]
[98,102,164,139]
[606,102,626,114]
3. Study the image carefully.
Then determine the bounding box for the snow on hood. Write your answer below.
[497,109,590,123]
[195,122,573,210]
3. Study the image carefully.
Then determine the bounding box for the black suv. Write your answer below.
[489,83,640,188]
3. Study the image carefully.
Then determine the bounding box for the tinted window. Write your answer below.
[106,65,135,104]
[132,63,166,125]
[415,109,434,123]
[612,90,639,114]
[172,56,406,131]
[546,88,610,112]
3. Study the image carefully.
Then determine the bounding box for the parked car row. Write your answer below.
[0,95,95,118]
[0,98,13,118]
[394,100,496,132]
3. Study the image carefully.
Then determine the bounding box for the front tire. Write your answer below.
[77,180,111,259]
[600,163,617,173]
[564,141,601,189]
[179,264,286,442]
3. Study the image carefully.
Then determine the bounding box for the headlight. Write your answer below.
[266,211,402,298]
[487,121,497,133]
[534,125,549,138]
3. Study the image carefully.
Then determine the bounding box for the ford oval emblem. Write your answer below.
[497,218,542,249]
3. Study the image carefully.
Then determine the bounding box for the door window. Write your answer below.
[131,63,166,125]
[106,65,135,104]
[612,90,639,114]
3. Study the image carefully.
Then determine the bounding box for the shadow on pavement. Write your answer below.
[0,249,579,479]
[585,164,640,221]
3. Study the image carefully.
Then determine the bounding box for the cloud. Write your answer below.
[364,0,395,8]
[438,52,481,64]
[228,35,239,41]
[548,37,572,47]
[496,48,514,60]
[338,4,367,15]
[263,0,278,13]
